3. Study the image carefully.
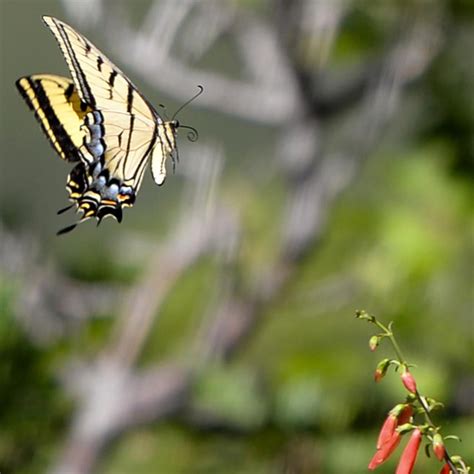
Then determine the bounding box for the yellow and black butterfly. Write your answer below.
[16,16,202,234]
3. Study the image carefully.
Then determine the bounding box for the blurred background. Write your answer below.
[0,0,473,473]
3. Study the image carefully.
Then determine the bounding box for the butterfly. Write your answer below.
[16,16,202,234]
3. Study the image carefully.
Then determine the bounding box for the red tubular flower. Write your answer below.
[376,405,413,449]
[376,414,398,449]
[439,463,451,474]
[397,405,413,425]
[433,433,446,461]
[401,368,417,393]
[369,431,401,470]
[395,428,422,474]
[370,403,415,469]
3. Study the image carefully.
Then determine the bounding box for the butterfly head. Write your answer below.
[170,119,180,130]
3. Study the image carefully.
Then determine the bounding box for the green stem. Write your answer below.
[387,333,406,363]
[373,319,407,362]
[414,393,459,473]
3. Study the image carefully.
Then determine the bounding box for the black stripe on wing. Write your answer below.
[53,19,97,107]
[16,76,84,162]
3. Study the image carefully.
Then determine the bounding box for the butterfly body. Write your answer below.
[16,16,183,234]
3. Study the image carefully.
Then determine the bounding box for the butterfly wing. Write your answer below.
[42,16,155,117]
[151,122,179,186]
[15,74,90,162]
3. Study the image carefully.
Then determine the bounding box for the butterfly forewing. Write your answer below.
[42,16,157,119]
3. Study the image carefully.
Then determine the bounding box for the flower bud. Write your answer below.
[397,405,413,425]
[356,310,374,321]
[432,433,445,461]
[376,404,412,450]
[395,428,422,474]
[374,369,383,382]
[374,358,390,383]
[401,368,417,394]
[376,414,397,449]
[369,335,380,351]
[369,431,401,470]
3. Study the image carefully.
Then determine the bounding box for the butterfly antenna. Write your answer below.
[179,124,199,142]
[171,85,203,120]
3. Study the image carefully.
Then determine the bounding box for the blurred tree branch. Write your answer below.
[0,224,121,344]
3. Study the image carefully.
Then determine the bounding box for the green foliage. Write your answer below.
[422,20,474,175]
[139,257,219,364]
[0,286,70,474]
[103,424,293,474]
[191,364,268,431]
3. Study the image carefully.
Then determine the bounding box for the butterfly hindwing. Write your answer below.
[16,74,90,162]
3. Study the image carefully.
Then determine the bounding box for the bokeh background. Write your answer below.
[0,0,473,473]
